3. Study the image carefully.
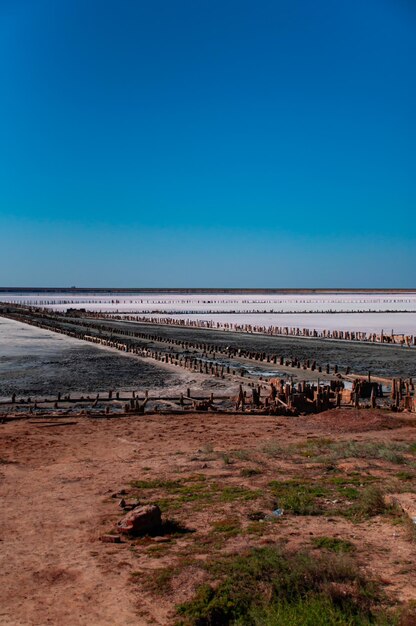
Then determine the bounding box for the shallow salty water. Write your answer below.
[0,318,176,399]
[2,292,416,314]
[146,312,416,335]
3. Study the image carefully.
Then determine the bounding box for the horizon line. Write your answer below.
[1,287,416,294]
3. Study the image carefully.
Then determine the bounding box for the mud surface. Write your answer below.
[1,315,415,401]
[0,318,178,397]
[99,319,416,379]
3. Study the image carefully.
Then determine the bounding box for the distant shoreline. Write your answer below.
[1,288,416,294]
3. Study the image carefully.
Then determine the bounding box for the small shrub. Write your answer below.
[240,468,262,477]
[262,441,287,458]
[396,471,415,481]
[342,487,386,521]
[232,449,253,461]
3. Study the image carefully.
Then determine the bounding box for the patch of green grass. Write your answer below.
[396,471,415,481]
[219,485,261,502]
[257,598,404,625]
[175,546,385,626]
[328,474,368,487]
[262,438,338,460]
[141,565,177,593]
[316,441,411,466]
[261,438,414,466]
[269,479,328,515]
[250,595,381,626]
[297,438,335,459]
[130,479,182,490]
[129,474,260,513]
[154,496,182,512]
[212,518,241,536]
[339,487,387,521]
[311,536,355,553]
[338,487,360,500]
[329,474,380,505]
[266,473,391,519]
[273,440,416,467]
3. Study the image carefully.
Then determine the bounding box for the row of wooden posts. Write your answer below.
[6,379,415,416]
[1,306,352,377]
[107,313,415,347]
[1,306,415,415]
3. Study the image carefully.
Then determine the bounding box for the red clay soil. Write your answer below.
[1,409,415,625]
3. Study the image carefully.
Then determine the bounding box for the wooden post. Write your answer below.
[236,385,245,411]
[391,379,396,400]
[370,386,376,408]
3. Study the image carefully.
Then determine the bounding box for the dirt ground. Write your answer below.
[1,409,416,625]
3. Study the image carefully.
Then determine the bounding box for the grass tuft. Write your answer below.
[311,536,355,553]
[340,486,386,521]
[240,468,263,477]
[211,517,241,536]
[269,479,327,515]
[175,546,385,626]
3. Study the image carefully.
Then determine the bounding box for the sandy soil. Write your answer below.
[1,409,416,625]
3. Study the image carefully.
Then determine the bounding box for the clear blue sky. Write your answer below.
[0,0,415,287]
